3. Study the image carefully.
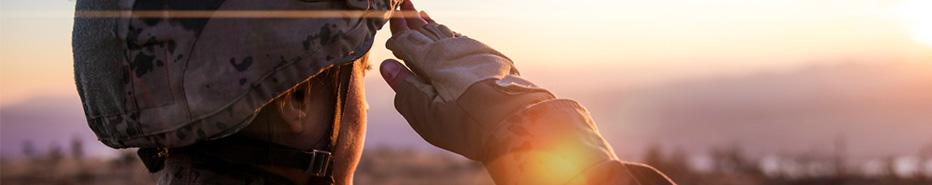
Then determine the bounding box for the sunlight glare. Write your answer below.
[894,0,932,48]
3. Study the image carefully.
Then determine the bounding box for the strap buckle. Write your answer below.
[137,147,170,173]
[305,149,333,176]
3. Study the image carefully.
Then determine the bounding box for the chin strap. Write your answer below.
[328,60,355,154]
[137,135,335,176]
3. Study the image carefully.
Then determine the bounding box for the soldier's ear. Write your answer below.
[275,93,306,133]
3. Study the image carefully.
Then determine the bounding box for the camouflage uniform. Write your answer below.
[73,0,399,184]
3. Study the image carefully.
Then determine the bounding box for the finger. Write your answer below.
[400,0,427,29]
[379,59,413,91]
[419,11,435,23]
[380,59,433,95]
[389,13,409,35]
[380,59,437,122]
[400,0,418,12]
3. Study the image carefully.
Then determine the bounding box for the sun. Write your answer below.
[894,0,932,48]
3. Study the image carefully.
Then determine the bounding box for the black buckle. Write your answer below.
[305,149,332,176]
[137,147,170,173]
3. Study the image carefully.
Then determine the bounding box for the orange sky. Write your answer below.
[2,0,932,162]
[1,0,931,107]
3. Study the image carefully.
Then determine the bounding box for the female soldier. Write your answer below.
[73,0,674,184]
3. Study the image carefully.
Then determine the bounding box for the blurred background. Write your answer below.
[2,0,931,184]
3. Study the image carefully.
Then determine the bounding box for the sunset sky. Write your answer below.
[2,0,931,106]
[1,0,931,161]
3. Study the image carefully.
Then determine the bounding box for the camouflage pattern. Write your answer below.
[73,0,401,148]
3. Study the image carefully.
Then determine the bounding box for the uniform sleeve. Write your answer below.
[384,21,675,185]
[481,97,676,185]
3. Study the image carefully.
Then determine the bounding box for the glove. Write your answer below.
[381,22,556,161]
[379,5,673,184]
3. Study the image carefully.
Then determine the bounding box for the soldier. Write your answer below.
[74,0,399,184]
[72,0,675,184]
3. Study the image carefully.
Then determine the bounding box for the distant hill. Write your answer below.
[586,62,932,161]
[3,62,930,163]
[0,95,115,159]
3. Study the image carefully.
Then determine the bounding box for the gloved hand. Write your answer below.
[378,2,675,185]
[380,3,556,161]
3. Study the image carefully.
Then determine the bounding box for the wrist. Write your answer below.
[481,99,618,185]
[450,77,555,161]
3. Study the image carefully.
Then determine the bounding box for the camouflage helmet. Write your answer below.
[73,0,400,148]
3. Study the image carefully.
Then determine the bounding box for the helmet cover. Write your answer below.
[73,0,399,148]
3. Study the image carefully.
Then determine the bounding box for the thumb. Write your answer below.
[380,59,438,127]
[380,59,415,92]
[379,59,436,98]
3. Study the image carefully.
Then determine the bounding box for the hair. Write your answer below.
[279,53,368,107]
[246,54,369,137]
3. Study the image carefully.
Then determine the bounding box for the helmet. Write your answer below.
[73,0,400,148]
